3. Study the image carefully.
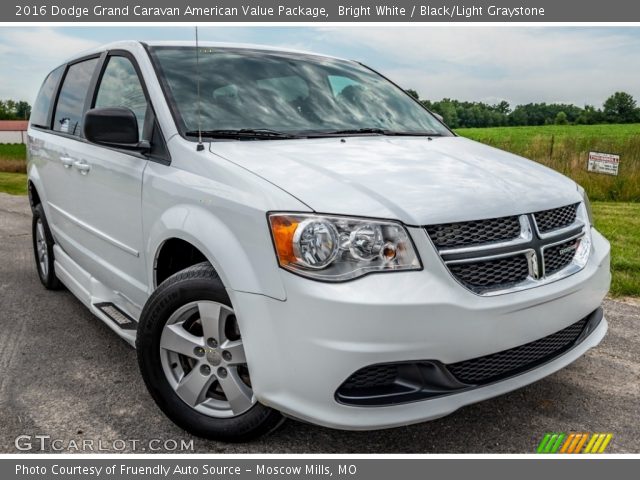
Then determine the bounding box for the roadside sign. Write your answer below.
[587,151,619,176]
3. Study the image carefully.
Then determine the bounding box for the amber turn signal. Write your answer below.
[269,215,299,266]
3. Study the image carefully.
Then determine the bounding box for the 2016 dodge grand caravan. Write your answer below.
[27,41,611,441]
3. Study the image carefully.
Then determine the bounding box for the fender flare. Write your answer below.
[146,204,287,301]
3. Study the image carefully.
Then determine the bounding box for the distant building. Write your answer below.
[0,120,29,144]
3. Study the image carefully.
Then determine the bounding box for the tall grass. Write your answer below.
[0,144,27,173]
[458,124,640,202]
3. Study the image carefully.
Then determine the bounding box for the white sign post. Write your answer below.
[587,151,620,176]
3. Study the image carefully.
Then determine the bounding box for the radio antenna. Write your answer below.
[195,26,204,151]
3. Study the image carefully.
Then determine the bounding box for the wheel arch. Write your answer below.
[146,204,286,300]
[153,237,208,287]
[27,165,46,212]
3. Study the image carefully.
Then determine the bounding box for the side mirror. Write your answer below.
[84,107,148,151]
[432,112,445,123]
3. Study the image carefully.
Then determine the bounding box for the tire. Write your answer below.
[136,262,284,442]
[32,204,62,290]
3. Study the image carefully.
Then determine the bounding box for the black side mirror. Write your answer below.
[84,107,149,151]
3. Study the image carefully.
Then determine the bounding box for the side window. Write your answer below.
[53,58,99,137]
[94,56,148,139]
[30,66,64,128]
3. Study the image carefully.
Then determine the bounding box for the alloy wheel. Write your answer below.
[159,301,256,418]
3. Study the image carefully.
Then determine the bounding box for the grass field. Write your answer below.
[592,202,640,297]
[0,172,27,195]
[457,124,640,202]
[0,143,27,173]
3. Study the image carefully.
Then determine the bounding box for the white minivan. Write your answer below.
[28,41,611,441]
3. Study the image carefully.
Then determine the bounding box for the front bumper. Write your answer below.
[230,228,610,430]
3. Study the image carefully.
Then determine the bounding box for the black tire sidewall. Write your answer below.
[32,204,61,290]
[136,264,282,442]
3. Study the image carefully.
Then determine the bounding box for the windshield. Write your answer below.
[149,46,452,138]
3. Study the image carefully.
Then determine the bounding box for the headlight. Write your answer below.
[269,213,421,281]
[577,184,594,225]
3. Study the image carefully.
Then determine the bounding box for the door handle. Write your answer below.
[60,156,75,169]
[74,160,91,175]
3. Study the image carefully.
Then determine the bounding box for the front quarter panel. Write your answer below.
[143,137,311,300]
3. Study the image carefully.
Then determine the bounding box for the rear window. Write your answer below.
[53,58,99,137]
[30,66,64,129]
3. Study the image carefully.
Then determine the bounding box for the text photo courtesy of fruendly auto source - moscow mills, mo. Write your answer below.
[0,23,638,454]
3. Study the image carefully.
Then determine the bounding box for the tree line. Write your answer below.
[2,90,639,128]
[405,90,639,128]
[0,99,32,120]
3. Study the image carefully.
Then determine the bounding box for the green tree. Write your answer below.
[15,101,31,120]
[495,100,510,115]
[603,91,638,123]
[555,111,569,125]
[405,88,420,100]
[0,99,32,120]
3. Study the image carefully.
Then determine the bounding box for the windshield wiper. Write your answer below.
[322,128,443,137]
[328,127,388,135]
[185,129,300,140]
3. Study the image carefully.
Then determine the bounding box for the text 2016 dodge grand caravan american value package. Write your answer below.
[27,41,610,441]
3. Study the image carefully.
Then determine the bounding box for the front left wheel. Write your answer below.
[136,262,284,442]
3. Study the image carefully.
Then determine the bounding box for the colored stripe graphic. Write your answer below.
[544,434,558,453]
[583,434,598,453]
[550,433,566,453]
[537,433,552,453]
[597,434,613,453]
[538,433,613,453]
[560,433,575,453]
[573,433,589,453]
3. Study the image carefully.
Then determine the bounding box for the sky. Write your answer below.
[1,26,640,108]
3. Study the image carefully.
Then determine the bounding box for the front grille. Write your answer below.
[448,255,529,294]
[340,364,398,390]
[447,317,588,384]
[534,203,579,233]
[426,215,520,249]
[425,203,585,295]
[544,238,580,275]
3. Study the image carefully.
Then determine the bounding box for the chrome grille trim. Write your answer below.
[439,215,532,255]
[426,203,591,296]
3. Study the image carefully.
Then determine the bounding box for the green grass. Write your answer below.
[0,144,27,173]
[0,172,27,195]
[0,143,26,159]
[457,124,640,202]
[592,201,640,297]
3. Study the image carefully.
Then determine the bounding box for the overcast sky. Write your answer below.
[1,26,639,108]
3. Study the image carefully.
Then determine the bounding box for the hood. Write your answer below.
[209,136,580,225]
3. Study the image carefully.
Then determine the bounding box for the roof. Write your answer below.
[144,40,343,59]
[0,120,28,131]
[65,40,345,64]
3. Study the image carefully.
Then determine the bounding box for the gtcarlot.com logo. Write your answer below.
[536,432,613,454]
[14,435,194,452]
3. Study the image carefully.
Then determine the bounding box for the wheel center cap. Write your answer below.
[206,349,222,366]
